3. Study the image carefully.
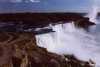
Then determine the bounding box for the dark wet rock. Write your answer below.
[64,55,95,67]
[74,18,95,30]
[0,13,95,27]
[12,57,21,67]
[0,13,96,33]
[0,13,84,22]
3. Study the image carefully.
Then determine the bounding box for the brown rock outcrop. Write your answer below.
[0,32,94,67]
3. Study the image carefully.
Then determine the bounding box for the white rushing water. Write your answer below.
[88,0,99,24]
[36,22,100,67]
[36,0,100,66]
[88,6,98,23]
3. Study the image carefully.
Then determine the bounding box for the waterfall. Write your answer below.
[35,1,100,66]
[36,22,100,67]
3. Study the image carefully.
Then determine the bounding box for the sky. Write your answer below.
[0,0,99,13]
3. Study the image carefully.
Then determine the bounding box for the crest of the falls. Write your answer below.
[36,22,100,67]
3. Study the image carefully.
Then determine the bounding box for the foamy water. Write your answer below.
[36,22,100,67]
[88,6,98,23]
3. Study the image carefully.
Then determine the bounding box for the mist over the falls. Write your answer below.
[36,21,100,67]
[36,0,100,66]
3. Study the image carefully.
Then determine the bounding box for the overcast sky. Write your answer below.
[0,0,99,13]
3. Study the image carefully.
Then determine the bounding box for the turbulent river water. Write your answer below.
[36,20,100,67]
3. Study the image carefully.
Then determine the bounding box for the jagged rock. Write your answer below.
[74,18,95,30]
[0,32,94,67]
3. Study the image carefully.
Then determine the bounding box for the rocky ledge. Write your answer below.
[0,32,95,67]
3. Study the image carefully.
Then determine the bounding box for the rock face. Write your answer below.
[74,18,95,30]
[0,32,94,67]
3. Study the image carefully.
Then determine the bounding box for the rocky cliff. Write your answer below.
[0,32,95,67]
